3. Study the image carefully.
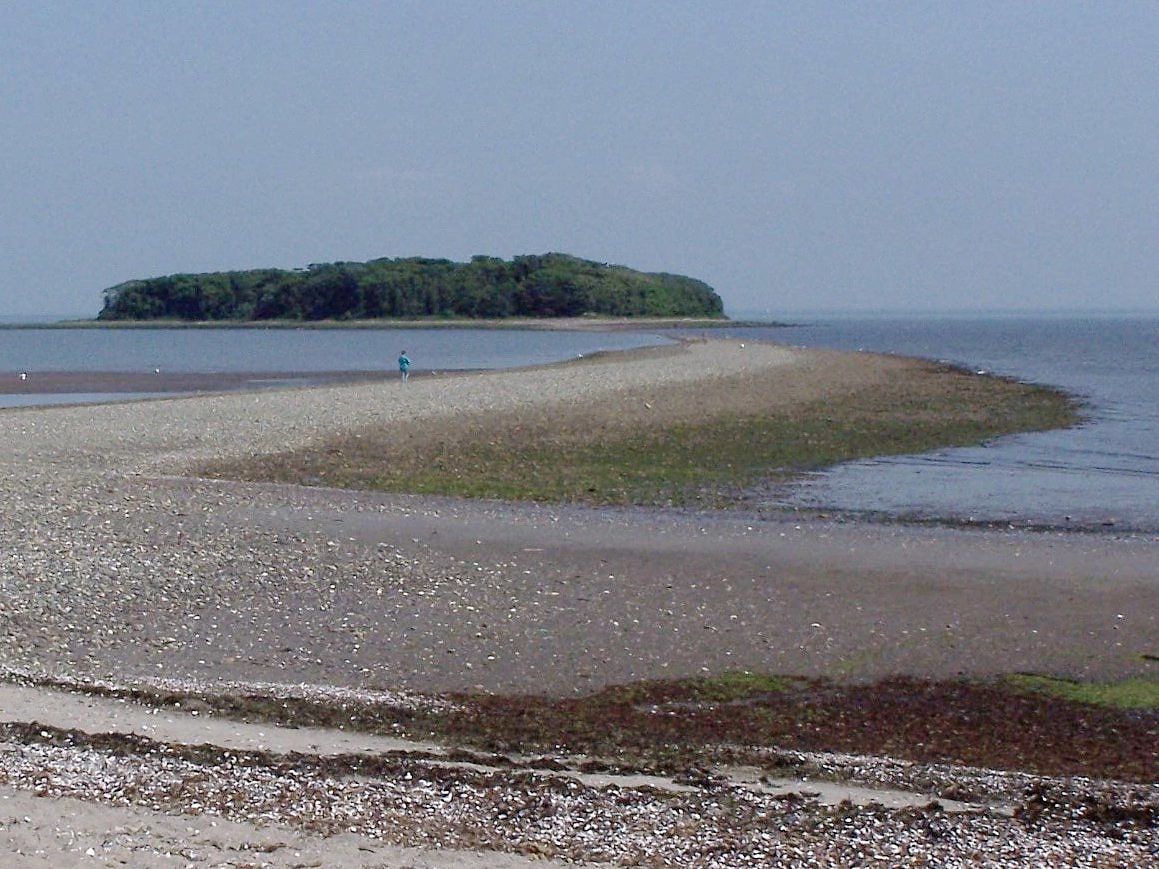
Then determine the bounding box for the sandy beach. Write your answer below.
[0,339,1155,866]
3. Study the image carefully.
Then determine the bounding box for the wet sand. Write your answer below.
[222,489,1157,693]
[5,343,1152,692]
[0,369,395,395]
[0,340,1154,866]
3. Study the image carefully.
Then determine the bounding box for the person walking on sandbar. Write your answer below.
[398,350,411,382]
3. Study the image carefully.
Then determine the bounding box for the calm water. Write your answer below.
[0,325,670,408]
[0,326,668,375]
[698,314,1159,532]
[5,315,1156,531]
[0,324,672,410]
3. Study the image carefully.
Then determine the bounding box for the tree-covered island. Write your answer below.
[97,253,725,322]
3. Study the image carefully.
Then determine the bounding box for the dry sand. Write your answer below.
[0,339,1155,866]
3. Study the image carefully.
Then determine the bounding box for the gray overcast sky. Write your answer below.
[3,1,1157,316]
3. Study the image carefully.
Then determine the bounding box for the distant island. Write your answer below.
[96,253,725,322]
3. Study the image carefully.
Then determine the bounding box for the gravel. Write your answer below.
[1,340,1155,866]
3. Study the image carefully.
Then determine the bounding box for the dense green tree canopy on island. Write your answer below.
[97,254,725,321]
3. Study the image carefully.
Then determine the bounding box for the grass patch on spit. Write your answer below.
[1006,673,1159,710]
[199,350,1081,507]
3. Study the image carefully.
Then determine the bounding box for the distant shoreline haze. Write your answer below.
[94,253,725,322]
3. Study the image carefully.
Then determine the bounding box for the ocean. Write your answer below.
[3,314,1156,532]
[0,323,672,408]
[701,313,1159,533]
[0,324,667,378]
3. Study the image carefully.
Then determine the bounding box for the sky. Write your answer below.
[3,2,1158,317]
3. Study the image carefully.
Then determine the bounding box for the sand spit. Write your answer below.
[0,340,1155,866]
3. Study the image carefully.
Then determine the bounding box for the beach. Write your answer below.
[0,339,1155,866]
[0,370,397,397]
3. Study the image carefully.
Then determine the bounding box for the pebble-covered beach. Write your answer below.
[1,341,1155,866]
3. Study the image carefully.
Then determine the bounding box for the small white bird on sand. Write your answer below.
[19,372,27,381]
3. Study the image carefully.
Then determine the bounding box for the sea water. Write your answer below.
[0,325,671,408]
[702,313,1159,532]
[5,315,1156,530]
[0,325,669,375]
